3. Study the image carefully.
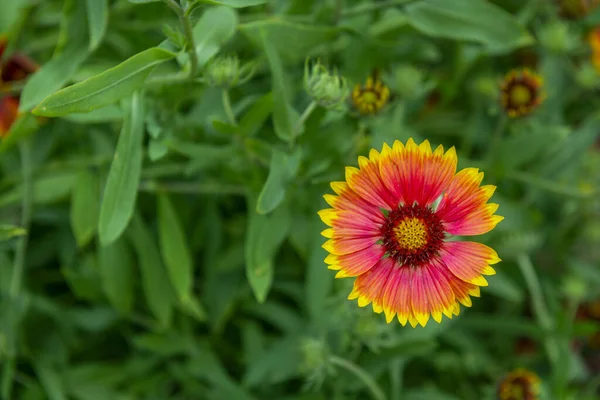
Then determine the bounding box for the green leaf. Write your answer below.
[98,92,144,246]
[194,0,267,7]
[85,0,109,50]
[98,236,134,314]
[0,225,26,241]
[256,148,301,214]
[261,29,296,142]
[34,363,68,400]
[245,196,291,303]
[239,92,273,137]
[127,213,174,328]
[404,0,534,54]
[19,0,90,111]
[0,171,77,208]
[306,212,333,327]
[0,113,40,154]
[0,0,25,34]
[157,193,193,301]
[32,47,176,117]
[178,295,207,322]
[128,0,161,3]
[212,119,238,135]
[63,104,123,124]
[70,170,100,247]
[185,6,238,67]
[239,20,340,62]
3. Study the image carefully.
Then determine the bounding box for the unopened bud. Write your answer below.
[204,55,255,89]
[304,59,348,110]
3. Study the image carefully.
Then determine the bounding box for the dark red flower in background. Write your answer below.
[0,36,38,137]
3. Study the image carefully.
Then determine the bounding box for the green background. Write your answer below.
[1,0,600,399]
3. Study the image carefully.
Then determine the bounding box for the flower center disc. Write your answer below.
[360,91,379,104]
[380,204,445,267]
[394,217,428,251]
[509,84,532,106]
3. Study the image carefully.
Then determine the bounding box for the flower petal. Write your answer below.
[440,241,499,286]
[436,168,502,236]
[379,138,457,207]
[323,235,379,255]
[324,181,386,224]
[346,151,397,210]
[409,259,456,326]
[325,244,385,277]
[348,257,395,313]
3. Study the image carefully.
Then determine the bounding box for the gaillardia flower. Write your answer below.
[500,69,545,118]
[497,368,541,400]
[319,138,503,327]
[0,36,38,137]
[588,28,600,73]
[351,70,391,116]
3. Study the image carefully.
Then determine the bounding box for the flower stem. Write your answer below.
[329,355,386,400]
[293,101,318,138]
[162,0,198,80]
[2,139,33,400]
[10,139,33,297]
[484,115,507,167]
[222,89,237,125]
[516,253,559,365]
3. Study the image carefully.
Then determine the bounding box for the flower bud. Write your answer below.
[204,55,255,89]
[304,59,348,110]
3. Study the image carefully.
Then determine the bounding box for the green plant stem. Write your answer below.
[329,355,386,400]
[163,0,198,80]
[516,253,559,366]
[292,101,318,140]
[222,89,237,125]
[10,140,33,297]
[484,115,507,167]
[2,140,33,400]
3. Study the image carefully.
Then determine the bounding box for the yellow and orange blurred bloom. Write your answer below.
[0,36,38,137]
[497,368,541,400]
[351,70,391,116]
[588,28,600,73]
[500,69,545,118]
[318,138,503,327]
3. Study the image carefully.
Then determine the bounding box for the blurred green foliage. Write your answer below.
[0,0,600,399]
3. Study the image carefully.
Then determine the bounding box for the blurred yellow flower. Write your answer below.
[351,70,391,116]
[497,368,541,400]
[500,69,545,118]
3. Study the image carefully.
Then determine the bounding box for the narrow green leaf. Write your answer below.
[33,47,176,117]
[195,0,267,7]
[98,92,144,246]
[178,295,207,322]
[261,29,296,142]
[34,364,68,400]
[98,236,134,314]
[0,113,40,154]
[63,104,123,124]
[181,6,237,68]
[306,210,333,327]
[0,225,26,241]
[0,171,76,208]
[128,0,161,3]
[256,148,301,214]
[212,119,238,135]
[405,0,534,54]
[19,0,90,111]
[157,193,193,301]
[0,0,25,34]
[245,196,291,303]
[127,213,174,328]
[239,92,273,137]
[70,170,100,247]
[85,0,109,50]
[239,20,340,62]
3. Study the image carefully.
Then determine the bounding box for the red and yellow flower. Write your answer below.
[500,69,545,118]
[0,36,38,137]
[497,368,541,400]
[319,138,503,327]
